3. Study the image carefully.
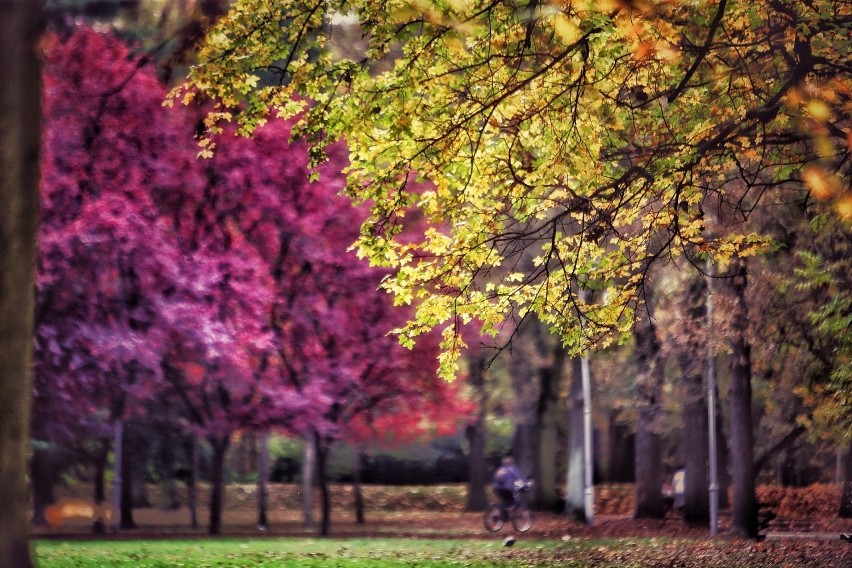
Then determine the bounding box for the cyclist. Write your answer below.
[492,455,525,521]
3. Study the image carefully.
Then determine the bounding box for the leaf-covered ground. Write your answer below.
[32,483,852,566]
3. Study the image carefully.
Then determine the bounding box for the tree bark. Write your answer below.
[464,353,489,512]
[726,259,758,539]
[92,440,110,534]
[633,302,666,519]
[120,427,136,529]
[353,445,365,524]
[207,435,231,535]
[257,432,269,529]
[565,357,586,521]
[186,436,199,529]
[30,446,67,527]
[314,435,332,537]
[0,0,42,565]
[301,436,315,528]
[536,342,564,511]
[606,413,634,483]
[678,274,710,525]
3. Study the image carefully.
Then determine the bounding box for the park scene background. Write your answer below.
[2,1,852,567]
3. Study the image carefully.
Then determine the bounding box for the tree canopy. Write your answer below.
[177,0,851,380]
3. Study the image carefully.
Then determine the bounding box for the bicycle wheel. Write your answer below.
[483,504,505,532]
[511,506,534,532]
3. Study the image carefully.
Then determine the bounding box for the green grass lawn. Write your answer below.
[32,536,852,567]
[34,538,553,568]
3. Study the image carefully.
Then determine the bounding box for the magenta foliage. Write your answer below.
[35,27,469,453]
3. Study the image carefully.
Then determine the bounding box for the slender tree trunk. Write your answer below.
[633,303,666,519]
[606,413,634,482]
[714,385,731,509]
[207,435,231,535]
[565,357,586,521]
[536,343,564,511]
[314,435,332,537]
[726,259,758,539]
[30,447,59,527]
[353,445,365,524]
[679,274,710,525]
[92,440,110,534]
[186,436,199,529]
[839,438,852,518]
[509,340,537,479]
[0,1,41,565]
[120,426,136,529]
[465,353,489,512]
[257,432,269,529]
[301,437,315,528]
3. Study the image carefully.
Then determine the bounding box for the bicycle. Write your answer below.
[483,479,534,532]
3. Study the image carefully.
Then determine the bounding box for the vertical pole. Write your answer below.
[111,419,124,533]
[581,353,594,526]
[706,260,719,537]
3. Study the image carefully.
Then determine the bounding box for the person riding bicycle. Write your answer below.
[492,455,525,521]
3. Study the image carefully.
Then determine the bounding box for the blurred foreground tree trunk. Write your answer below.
[0,1,42,565]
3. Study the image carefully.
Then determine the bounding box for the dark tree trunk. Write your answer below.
[0,0,41,565]
[509,333,538,481]
[92,440,110,534]
[726,259,758,539]
[120,432,136,529]
[633,305,666,519]
[30,447,62,527]
[678,274,710,525]
[257,432,269,529]
[465,353,489,512]
[606,413,635,483]
[535,343,564,511]
[714,386,731,509]
[315,435,332,537]
[353,445,365,524]
[207,435,231,535]
[301,438,315,528]
[565,357,586,521]
[511,423,537,482]
[839,439,852,518]
[186,436,199,529]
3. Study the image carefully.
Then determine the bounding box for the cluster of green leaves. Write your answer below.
[792,216,852,437]
[174,0,851,379]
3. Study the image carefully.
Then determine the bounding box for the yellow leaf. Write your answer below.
[835,195,852,220]
[806,100,831,121]
[552,13,580,44]
[802,165,839,201]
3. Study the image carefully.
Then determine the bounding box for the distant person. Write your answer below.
[492,455,524,520]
